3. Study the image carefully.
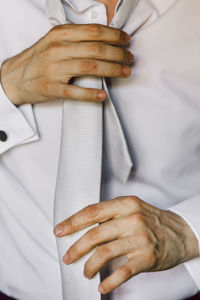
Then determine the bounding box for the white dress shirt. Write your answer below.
[0,0,200,299]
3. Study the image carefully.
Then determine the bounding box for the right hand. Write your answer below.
[0,24,134,106]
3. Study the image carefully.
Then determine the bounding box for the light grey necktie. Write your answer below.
[46,0,137,299]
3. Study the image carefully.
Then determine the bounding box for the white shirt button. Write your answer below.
[90,10,98,19]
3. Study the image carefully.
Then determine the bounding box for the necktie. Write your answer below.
[46,1,137,299]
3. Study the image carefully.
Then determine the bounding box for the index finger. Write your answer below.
[50,23,131,45]
[54,199,118,237]
[53,196,141,237]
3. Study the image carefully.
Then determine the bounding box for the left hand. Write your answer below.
[53,196,199,294]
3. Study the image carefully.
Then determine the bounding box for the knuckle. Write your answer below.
[120,196,142,211]
[48,25,61,39]
[52,43,64,56]
[49,25,60,33]
[115,195,124,202]
[79,60,98,73]
[133,213,146,226]
[63,218,73,231]
[118,48,126,61]
[87,43,104,58]
[87,227,101,242]
[48,26,56,37]
[62,87,71,99]
[83,204,101,219]
[111,28,121,42]
[39,43,61,58]
[39,79,51,95]
[97,245,111,259]
[87,24,102,38]
[38,48,49,58]
[140,231,153,247]
[68,244,78,258]
[48,25,68,40]
[115,29,123,42]
[111,47,124,62]
[119,265,132,279]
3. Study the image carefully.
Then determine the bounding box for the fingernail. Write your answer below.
[125,33,130,43]
[97,91,106,100]
[129,52,134,62]
[122,66,131,76]
[54,224,63,236]
[63,253,70,264]
[98,285,105,294]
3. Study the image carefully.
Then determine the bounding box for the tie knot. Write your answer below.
[46,0,139,28]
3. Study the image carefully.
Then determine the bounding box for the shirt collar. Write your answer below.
[47,0,139,27]
[61,0,123,14]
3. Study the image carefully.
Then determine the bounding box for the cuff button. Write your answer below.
[0,130,8,142]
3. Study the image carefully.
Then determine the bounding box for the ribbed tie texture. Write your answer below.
[46,0,137,299]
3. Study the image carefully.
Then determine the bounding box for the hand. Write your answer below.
[53,196,199,294]
[0,24,133,106]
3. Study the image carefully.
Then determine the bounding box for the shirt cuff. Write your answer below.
[0,60,40,154]
[169,194,200,291]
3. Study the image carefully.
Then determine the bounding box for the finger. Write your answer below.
[99,257,146,294]
[64,220,122,264]
[50,24,130,45]
[48,42,134,65]
[58,59,131,79]
[83,237,138,279]
[57,84,107,101]
[63,215,144,264]
[35,80,107,102]
[54,196,142,236]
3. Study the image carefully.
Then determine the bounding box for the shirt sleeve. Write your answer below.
[0,59,40,155]
[169,194,200,291]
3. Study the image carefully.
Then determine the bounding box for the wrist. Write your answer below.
[169,210,199,262]
[0,59,22,106]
